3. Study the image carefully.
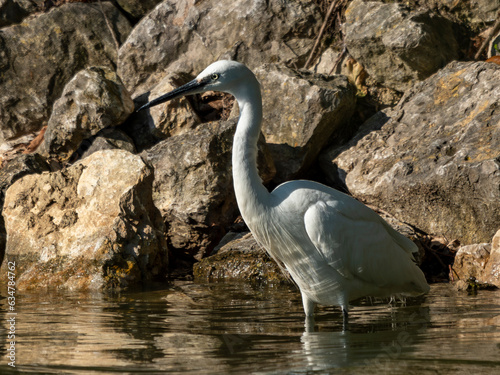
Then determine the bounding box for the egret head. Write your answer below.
[137,60,255,112]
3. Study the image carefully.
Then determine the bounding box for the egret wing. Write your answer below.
[304,199,420,288]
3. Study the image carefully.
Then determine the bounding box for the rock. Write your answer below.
[1,150,167,291]
[484,229,500,287]
[115,0,163,20]
[253,64,356,182]
[141,119,275,261]
[310,47,341,76]
[322,61,500,244]
[75,128,136,161]
[452,243,491,282]
[0,2,132,144]
[0,127,44,167]
[452,229,500,290]
[312,48,400,108]
[0,153,50,264]
[118,0,321,96]
[0,0,39,27]
[42,66,134,161]
[427,0,500,30]
[344,0,459,92]
[132,71,202,144]
[193,232,290,284]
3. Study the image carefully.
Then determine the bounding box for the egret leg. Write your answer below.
[302,292,316,332]
[304,315,315,333]
[342,306,349,331]
[301,291,315,317]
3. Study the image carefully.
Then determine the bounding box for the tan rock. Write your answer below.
[452,243,491,282]
[485,229,500,287]
[1,150,167,291]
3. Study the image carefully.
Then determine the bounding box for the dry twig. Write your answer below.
[304,0,340,69]
[475,12,500,60]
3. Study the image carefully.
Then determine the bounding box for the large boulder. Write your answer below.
[254,64,357,182]
[0,2,132,144]
[117,0,321,96]
[1,150,167,291]
[321,61,500,244]
[344,0,459,92]
[42,66,135,161]
[0,153,50,264]
[142,119,275,260]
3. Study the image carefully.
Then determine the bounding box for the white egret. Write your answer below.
[138,60,430,325]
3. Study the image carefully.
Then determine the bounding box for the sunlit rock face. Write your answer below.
[452,229,500,290]
[1,150,168,291]
[117,0,322,97]
[42,66,134,162]
[254,64,357,183]
[322,61,500,245]
[344,0,459,92]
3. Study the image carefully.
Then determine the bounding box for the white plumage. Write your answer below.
[138,60,430,323]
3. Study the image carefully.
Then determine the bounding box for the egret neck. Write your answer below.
[230,75,270,228]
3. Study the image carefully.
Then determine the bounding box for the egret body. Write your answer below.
[138,60,430,322]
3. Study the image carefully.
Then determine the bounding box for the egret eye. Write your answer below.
[211,73,219,81]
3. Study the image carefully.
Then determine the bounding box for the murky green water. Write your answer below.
[0,282,499,374]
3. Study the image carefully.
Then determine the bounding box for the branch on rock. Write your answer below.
[475,12,500,60]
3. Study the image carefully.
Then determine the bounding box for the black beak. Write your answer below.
[136,79,207,112]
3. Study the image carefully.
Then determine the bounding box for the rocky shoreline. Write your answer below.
[0,0,498,291]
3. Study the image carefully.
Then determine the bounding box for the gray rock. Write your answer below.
[1,150,167,290]
[76,128,136,161]
[118,0,321,96]
[42,66,134,161]
[115,0,162,20]
[133,71,202,143]
[344,0,459,92]
[321,61,500,244]
[141,119,275,260]
[254,64,356,182]
[0,2,132,144]
[427,0,500,29]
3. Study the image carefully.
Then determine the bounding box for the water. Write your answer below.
[0,282,499,374]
